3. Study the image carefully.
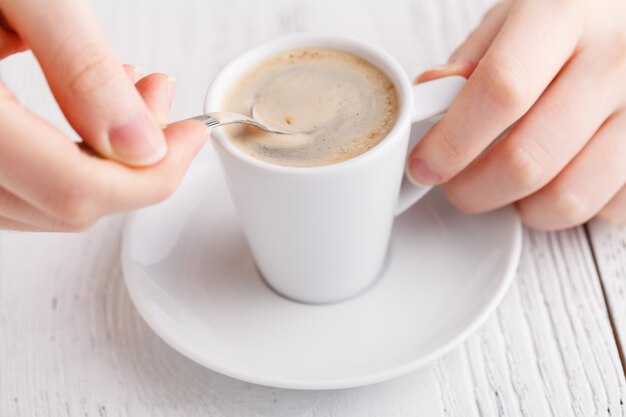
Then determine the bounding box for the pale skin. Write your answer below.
[1,0,624,232]
[409,0,626,230]
[0,0,208,231]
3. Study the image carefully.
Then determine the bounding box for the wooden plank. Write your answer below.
[1,0,625,415]
[434,228,626,417]
[588,220,626,367]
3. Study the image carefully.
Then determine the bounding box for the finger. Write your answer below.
[0,26,27,59]
[598,186,626,226]
[444,46,623,212]
[0,93,207,229]
[134,73,176,126]
[416,0,513,83]
[0,214,45,232]
[2,0,167,166]
[120,69,174,125]
[408,0,583,185]
[122,64,144,84]
[0,186,81,231]
[517,110,626,231]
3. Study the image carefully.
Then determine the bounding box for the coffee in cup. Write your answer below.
[223,48,399,167]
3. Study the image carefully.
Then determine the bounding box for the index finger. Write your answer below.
[408,0,583,184]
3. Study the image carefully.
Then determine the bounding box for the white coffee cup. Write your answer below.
[205,34,465,304]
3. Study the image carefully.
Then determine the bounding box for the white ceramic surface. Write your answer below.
[122,146,522,390]
[206,34,465,303]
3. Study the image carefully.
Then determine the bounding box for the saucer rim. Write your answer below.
[121,168,523,390]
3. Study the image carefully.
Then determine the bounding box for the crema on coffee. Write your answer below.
[223,48,399,167]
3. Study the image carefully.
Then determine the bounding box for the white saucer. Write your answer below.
[122,146,522,390]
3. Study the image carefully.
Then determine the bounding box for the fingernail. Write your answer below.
[166,76,176,108]
[415,61,474,84]
[108,112,167,165]
[408,158,441,185]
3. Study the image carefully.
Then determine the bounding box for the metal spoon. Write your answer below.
[187,110,293,135]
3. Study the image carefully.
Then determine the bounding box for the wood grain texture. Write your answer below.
[1,0,625,415]
[588,221,626,367]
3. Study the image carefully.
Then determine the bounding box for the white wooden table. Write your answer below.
[1,0,625,415]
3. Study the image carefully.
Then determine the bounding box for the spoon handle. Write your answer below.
[188,114,221,127]
[184,112,292,135]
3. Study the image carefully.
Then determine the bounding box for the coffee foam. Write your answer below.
[224,48,399,167]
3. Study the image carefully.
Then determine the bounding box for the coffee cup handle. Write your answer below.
[395,75,466,216]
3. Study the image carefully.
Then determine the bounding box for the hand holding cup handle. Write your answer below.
[395,76,466,215]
